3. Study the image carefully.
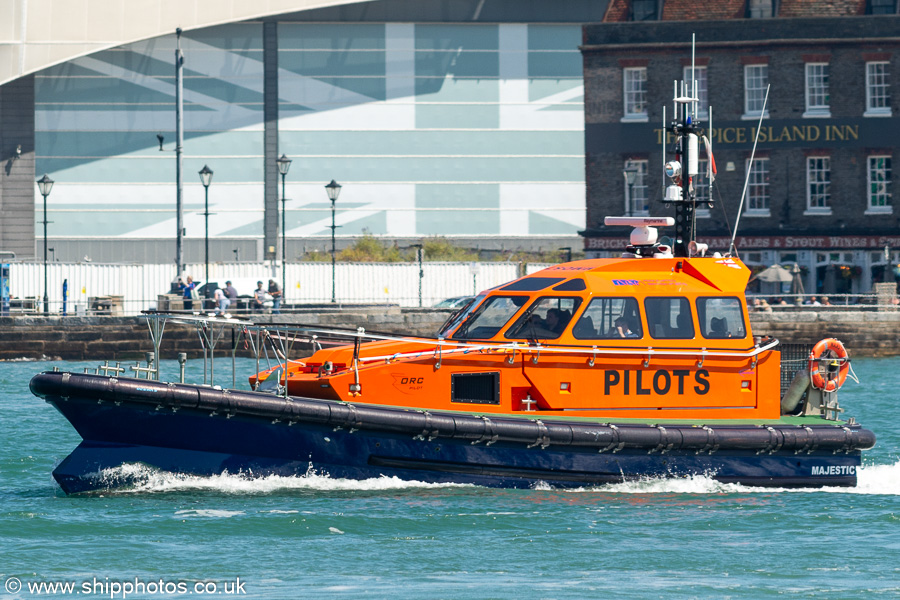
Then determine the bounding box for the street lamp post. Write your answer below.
[36,174,54,315]
[623,165,639,216]
[410,244,424,307]
[325,180,342,303]
[276,154,292,308]
[198,165,213,303]
[175,28,185,278]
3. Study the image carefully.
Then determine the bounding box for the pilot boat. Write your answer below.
[31,65,875,494]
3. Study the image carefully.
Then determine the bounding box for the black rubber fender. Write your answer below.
[30,371,877,454]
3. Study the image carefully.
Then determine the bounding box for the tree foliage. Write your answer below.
[299,233,582,264]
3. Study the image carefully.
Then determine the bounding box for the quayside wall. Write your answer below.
[747,311,900,356]
[0,308,455,361]
[0,309,898,361]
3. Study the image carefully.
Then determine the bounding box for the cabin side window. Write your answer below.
[644,297,694,339]
[572,297,643,340]
[450,296,528,340]
[696,297,747,339]
[505,297,583,340]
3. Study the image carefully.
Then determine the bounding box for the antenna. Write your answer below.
[728,84,771,256]
[662,105,666,185]
[691,33,697,120]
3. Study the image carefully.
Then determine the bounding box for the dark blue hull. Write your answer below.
[32,373,873,494]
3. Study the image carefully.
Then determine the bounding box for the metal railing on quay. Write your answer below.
[3,260,544,316]
[747,293,896,311]
[0,296,465,318]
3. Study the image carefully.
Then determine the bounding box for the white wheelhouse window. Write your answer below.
[622,67,648,122]
[746,158,770,215]
[682,65,708,117]
[806,157,832,215]
[804,63,830,117]
[867,155,892,213]
[743,64,769,119]
[624,159,649,216]
[866,62,891,116]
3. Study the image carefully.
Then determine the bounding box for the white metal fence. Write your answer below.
[4,261,552,315]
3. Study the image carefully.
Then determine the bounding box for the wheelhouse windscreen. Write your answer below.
[573,297,643,339]
[505,297,582,340]
[437,294,482,337]
[450,296,528,340]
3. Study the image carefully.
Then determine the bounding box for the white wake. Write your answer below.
[573,460,900,495]
[92,463,471,494]
[88,460,900,496]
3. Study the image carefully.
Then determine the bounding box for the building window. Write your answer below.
[623,68,648,121]
[806,157,832,214]
[747,0,774,17]
[867,0,896,14]
[683,65,708,117]
[695,158,710,218]
[744,64,769,119]
[746,158,770,215]
[624,159,649,216]
[868,155,892,213]
[866,62,891,116]
[631,0,659,20]
[804,63,830,117]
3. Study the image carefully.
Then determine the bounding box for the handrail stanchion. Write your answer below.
[178,352,187,383]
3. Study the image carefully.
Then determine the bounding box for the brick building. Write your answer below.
[580,1,900,296]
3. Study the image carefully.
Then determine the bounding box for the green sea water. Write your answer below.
[1,357,899,600]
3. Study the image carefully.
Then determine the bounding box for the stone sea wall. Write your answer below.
[748,310,900,357]
[0,308,455,361]
[0,308,898,361]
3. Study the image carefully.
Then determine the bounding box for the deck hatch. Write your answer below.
[451,372,500,405]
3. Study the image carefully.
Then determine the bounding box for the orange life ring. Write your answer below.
[808,338,849,392]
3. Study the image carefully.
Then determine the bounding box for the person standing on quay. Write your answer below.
[252,281,267,313]
[224,280,239,313]
[268,279,283,314]
[214,286,229,315]
[180,275,196,311]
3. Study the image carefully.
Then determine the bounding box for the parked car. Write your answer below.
[433,295,475,309]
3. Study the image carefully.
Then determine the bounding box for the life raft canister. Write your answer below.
[808,338,849,392]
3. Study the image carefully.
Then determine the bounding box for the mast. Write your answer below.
[663,38,709,258]
[678,98,697,258]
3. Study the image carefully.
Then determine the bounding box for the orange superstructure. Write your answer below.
[252,255,782,421]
